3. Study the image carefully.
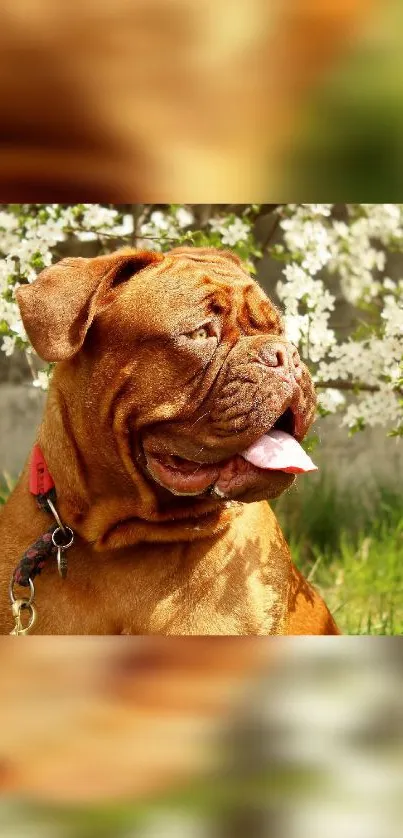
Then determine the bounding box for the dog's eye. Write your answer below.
[188,326,211,340]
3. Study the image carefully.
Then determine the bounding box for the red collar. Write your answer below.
[29,444,55,496]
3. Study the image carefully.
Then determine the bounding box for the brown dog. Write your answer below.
[0,247,338,634]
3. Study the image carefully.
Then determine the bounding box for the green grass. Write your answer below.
[0,471,16,505]
[273,476,403,635]
[2,470,402,635]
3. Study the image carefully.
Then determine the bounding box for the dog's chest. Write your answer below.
[68,509,291,635]
[2,504,292,635]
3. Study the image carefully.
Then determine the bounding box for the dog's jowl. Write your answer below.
[0,247,339,634]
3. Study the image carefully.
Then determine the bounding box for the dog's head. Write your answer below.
[17,247,316,505]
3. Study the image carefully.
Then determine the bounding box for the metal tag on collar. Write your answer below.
[51,525,74,579]
[47,497,74,579]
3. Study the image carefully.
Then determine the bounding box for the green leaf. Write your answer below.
[348,417,366,435]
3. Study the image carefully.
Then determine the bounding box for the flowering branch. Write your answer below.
[274,203,403,432]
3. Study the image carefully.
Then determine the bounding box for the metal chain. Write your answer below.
[9,577,37,636]
[9,498,75,636]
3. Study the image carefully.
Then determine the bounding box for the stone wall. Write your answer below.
[0,383,45,476]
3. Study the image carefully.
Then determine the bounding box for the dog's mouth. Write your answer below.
[142,408,317,500]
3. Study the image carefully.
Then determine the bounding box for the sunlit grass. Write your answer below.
[274,476,403,635]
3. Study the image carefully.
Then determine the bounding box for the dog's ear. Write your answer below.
[16,249,163,361]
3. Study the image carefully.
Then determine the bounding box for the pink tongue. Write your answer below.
[241,430,317,474]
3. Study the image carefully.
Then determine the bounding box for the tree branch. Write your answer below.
[261,212,281,252]
[64,227,130,240]
[24,350,38,383]
[315,380,378,392]
[130,204,142,246]
[64,227,180,244]
[316,380,403,397]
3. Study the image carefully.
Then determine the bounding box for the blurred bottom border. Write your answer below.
[0,637,402,838]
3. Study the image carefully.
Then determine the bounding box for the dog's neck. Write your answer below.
[37,377,240,552]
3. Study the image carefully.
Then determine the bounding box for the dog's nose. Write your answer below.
[259,341,290,370]
[259,342,302,380]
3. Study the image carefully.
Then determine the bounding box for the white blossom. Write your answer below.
[149,211,170,231]
[209,216,250,245]
[109,213,135,237]
[0,212,19,232]
[1,335,16,356]
[277,203,403,432]
[221,218,249,246]
[281,215,331,275]
[342,386,401,430]
[381,294,403,337]
[139,209,184,246]
[8,317,27,341]
[175,207,194,228]
[32,370,51,391]
[81,204,119,230]
[316,388,346,414]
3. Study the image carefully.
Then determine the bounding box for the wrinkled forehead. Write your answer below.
[132,253,283,335]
